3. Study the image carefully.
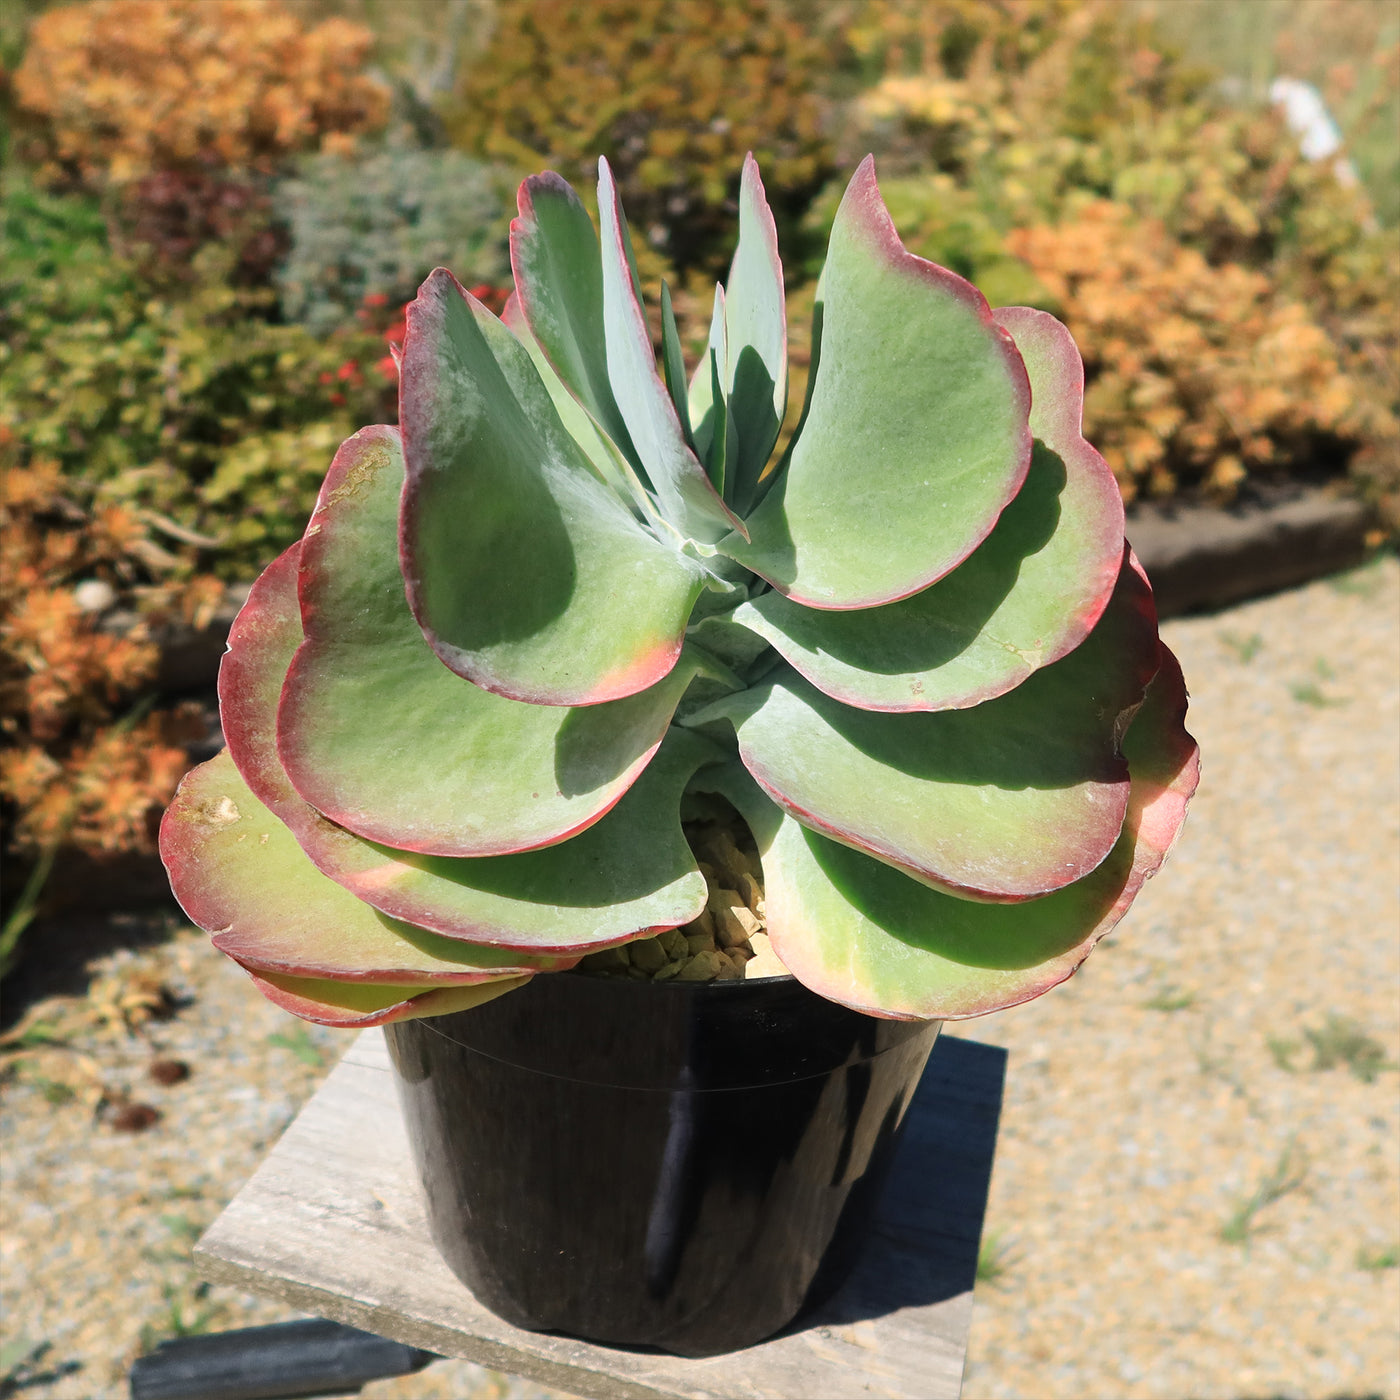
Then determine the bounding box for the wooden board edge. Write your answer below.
[192,1241,680,1400]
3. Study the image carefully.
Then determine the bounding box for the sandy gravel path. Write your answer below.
[960,551,1400,1400]
[2,556,1395,1400]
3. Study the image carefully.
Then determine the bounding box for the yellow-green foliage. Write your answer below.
[0,174,391,580]
[13,0,390,187]
[844,0,1085,88]
[845,0,1391,273]
[848,1,1224,230]
[446,0,835,271]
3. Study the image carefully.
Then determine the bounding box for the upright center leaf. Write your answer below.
[400,269,706,706]
[719,157,1033,608]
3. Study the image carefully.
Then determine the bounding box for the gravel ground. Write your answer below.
[2,555,1396,1400]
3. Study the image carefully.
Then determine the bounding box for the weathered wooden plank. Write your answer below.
[195,1029,1004,1400]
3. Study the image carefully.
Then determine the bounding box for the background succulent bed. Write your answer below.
[160,154,1200,1028]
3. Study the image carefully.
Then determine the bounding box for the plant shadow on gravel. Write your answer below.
[0,1339,82,1399]
[0,903,184,1034]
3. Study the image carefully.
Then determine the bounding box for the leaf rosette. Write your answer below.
[161,155,1198,1026]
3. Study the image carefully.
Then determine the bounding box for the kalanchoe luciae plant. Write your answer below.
[160,155,1199,1029]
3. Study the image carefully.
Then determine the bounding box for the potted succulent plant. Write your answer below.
[161,154,1198,1357]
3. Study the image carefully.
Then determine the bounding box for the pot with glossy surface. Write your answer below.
[386,971,940,1357]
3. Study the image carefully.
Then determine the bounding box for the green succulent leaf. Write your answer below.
[707,638,1198,1019]
[162,751,574,982]
[597,158,747,544]
[734,307,1123,712]
[718,156,1032,607]
[710,552,1158,900]
[244,967,528,1028]
[721,153,788,515]
[218,535,712,950]
[278,425,698,856]
[687,282,726,462]
[510,171,639,471]
[218,539,305,812]
[699,349,736,497]
[501,290,654,513]
[400,269,706,704]
[732,444,1064,709]
[659,281,693,444]
[302,733,713,951]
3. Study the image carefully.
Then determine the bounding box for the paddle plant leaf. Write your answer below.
[721,153,788,515]
[218,538,305,811]
[510,171,638,467]
[244,967,528,1028]
[718,157,1032,606]
[217,533,712,951]
[597,159,747,545]
[706,643,1197,1019]
[162,752,574,983]
[501,291,654,513]
[298,732,713,952]
[659,281,693,444]
[400,270,706,705]
[278,425,698,857]
[687,283,726,463]
[707,553,1159,900]
[734,309,1123,712]
[697,350,735,497]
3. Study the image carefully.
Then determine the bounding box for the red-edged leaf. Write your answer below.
[510,171,639,467]
[734,310,1124,712]
[278,425,697,856]
[215,521,711,950]
[718,157,1032,607]
[721,153,788,514]
[715,550,1159,900]
[596,158,748,544]
[218,540,303,806]
[704,642,1198,1019]
[243,966,528,1028]
[162,751,576,980]
[400,269,705,706]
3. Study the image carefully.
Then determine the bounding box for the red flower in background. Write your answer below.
[360,285,511,385]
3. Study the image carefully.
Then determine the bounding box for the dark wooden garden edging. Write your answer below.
[1125,485,1370,618]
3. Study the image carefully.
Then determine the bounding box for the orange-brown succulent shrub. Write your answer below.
[13,0,390,187]
[0,446,214,861]
[1006,202,1366,502]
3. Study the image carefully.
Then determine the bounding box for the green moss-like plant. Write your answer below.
[274,148,512,334]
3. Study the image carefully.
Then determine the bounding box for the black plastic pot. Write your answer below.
[385,972,940,1357]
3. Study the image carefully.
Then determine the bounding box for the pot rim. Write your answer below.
[408,1007,937,1093]
[399,971,940,1093]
